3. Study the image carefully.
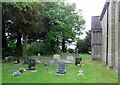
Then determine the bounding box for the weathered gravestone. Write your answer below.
[75,58,82,65]
[4,54,14,62]
[66,56,74,63]
[53,54,61,64]
[4,56,11,62]
[56,61,66,75]
[44,60,50,66]
[27,59,36,70]
[38,53,41,57]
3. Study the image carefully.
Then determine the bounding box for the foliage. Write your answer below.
[44,2,85,53]
[77,30,91,53]
[67,48,74,53]
[27,41,50,56]
[2,2,46,57]
[77,39,87,53]
[2,2,86,57]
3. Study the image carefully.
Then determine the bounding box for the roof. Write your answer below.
[100,0,110,21]
[91,16,102,30]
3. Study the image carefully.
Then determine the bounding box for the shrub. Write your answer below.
[67,48,74,53]
[27,41,50,56]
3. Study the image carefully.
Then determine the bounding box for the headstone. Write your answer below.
[53,54,61,64]
[75,58,82,65]
[4,55,14,62]
[4,56,11,62]
[38,53,41,57]
[27,59,36,70]
[56,61,66,75]
[66,56,74,62]
[44,60,50,66]
[76,48,79,54]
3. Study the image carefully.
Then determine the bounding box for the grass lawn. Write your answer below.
[2,54,118,83]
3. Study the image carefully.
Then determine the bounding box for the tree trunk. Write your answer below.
[62,38,66,53]
[23,33,28,58]
[15,31,22,57]
[2,28,7,57]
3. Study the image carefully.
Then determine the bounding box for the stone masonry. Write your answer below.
[91,16,102,60]
[91,0,120,71]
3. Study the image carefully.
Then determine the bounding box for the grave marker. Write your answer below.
[75,58,82,65]
[56,61,66,75]
[53,54,61,64]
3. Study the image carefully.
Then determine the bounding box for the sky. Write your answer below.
[65,0,106,39]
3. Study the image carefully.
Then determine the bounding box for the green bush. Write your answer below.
[67,48,74,53]
[27,41,50,56]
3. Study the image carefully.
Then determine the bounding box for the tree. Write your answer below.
[2,2,86,56]
[84,30,91,52]
[77,30,91,53]
[2,2,46,57]
[44,2,85,53]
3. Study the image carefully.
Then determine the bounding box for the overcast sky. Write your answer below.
[65,0,106,39]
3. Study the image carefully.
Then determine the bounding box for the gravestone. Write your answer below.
[44,60,50,66]
[53,54,61,64]
[66,56,74,62]
[56,61,66,75]
[4,56,11,62]
[38,53,41,57]
[4,55,14,62]
[75,58,82,65]
[27,59,36,70]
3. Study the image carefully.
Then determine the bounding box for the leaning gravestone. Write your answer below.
[56,61,66,75]
[53,54,61,64]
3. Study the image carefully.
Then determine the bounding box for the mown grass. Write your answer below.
[2,54,118,83]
